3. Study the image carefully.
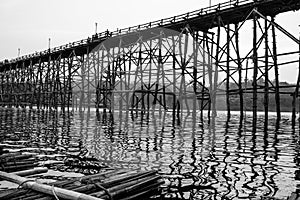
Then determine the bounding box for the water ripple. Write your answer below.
[0,108,299,199]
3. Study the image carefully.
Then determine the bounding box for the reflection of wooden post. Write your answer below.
[163,86,166,110]
[292,92,296,128]
[272,16,281,121]
[226,24,231,120]
[141,85,145,113]
[136,95,139,117]
[252,11,258,130]
[177,100,180,123]
[172,94,176,124]
[235,23,243,122]
[159,95,162,118]
[264,17,269,131]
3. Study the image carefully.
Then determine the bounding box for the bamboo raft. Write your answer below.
[0,151,39,173]
[0,151,164,200]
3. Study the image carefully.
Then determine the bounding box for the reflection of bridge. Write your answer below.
[0,0,300,126]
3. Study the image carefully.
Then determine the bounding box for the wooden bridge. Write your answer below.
[0,0,300,127]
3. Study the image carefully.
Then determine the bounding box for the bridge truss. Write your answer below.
[0,0,300,128]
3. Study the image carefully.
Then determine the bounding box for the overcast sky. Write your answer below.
[0,0,299,82]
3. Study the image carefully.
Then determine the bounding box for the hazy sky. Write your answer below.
[0,0,299,82]
[0,0,216,60]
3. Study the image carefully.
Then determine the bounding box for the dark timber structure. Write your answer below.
[1,0,300,128]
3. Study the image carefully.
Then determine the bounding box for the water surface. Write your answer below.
[0,107,299,199]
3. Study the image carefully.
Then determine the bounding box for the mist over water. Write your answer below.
[0,107,299,199]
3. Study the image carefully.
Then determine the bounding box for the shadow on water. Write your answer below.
[0,107,300,199]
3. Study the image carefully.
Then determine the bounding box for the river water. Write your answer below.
[0,107,299,199]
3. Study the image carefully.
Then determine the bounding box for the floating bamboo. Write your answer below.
[0,171,103,200]
[13,167,48,177]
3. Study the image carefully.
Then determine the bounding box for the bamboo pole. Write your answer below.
[13,167,48,177]
[0,171,103,200]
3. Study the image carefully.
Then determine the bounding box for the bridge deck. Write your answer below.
[1,0,299,70]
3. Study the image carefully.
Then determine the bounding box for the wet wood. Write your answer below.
[13,167,48,177]
[0,171,103,200]
[0,166,163,200]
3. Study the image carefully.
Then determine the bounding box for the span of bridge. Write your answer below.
[1,0,299,69]
[0,0,300,130]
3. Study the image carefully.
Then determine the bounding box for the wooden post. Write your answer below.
[292,92,297,128]
[37,58,43,109]
[212,16,221,118]
[80,53,86,112]
[272,16,281,120]
[252,11,258,130]
[226,24,231,120]
[110,47,116,114]
[292,35,300,128]
[68,55,73,111]
[172,35,177,123]
[264,17,269,131]
[235,23,244,122]
[201,32,207,121]
[193,31,199,125]
[207,33,214,124]
[183,30,190,115]
[178,32,184,121]
[62,57,67,112]
[87,48,91,113]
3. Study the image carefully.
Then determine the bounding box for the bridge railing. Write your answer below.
[111,0,253,35]
[1,0,256,66]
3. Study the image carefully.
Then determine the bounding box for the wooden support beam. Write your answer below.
[252,10,258,130]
